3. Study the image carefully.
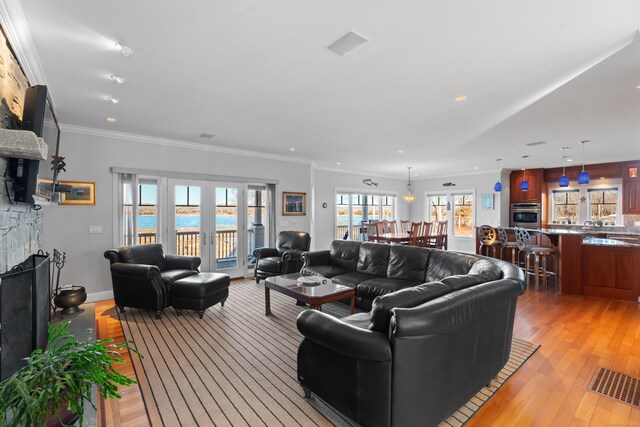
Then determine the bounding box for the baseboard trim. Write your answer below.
[87,290,113,303]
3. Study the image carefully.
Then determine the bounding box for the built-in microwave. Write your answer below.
[510,203,541,228]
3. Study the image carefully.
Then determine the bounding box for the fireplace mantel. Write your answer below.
[0,129,48,160]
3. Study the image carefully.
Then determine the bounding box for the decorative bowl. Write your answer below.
[54,285,87,314]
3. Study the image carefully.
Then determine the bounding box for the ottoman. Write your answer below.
[171,272,230,318]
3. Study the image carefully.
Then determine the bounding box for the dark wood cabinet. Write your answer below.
[623,162,640,215]
[510,169,545,204]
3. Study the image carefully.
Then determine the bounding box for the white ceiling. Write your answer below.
[19,0,640,178]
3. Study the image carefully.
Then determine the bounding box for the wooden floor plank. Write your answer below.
[96,283,640,427]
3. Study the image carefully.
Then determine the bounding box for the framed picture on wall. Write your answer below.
[481,193,494,210]
[38,178,96,205]
[282,191,306,216]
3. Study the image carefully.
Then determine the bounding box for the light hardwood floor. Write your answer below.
[96,285,640,427]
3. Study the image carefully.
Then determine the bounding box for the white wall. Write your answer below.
[41,129,312,297]
[409,171,510,253]
[312,169,410,250]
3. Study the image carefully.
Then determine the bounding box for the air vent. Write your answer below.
[199,133,215,139]
[588,367,640,407]
[327,30,369,56]
[525,141,547,147]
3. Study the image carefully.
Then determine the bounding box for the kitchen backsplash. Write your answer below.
[547,214,640,234]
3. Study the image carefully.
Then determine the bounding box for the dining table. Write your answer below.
[376,232,411,244]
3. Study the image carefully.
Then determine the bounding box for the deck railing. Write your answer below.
[137,229,255,262]
[336,225,362,240]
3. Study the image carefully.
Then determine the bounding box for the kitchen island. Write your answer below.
[475,227,640,301]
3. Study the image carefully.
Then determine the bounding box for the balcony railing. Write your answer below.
[137,229,257,263]
[336,225,362,240]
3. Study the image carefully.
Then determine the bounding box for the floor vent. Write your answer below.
[588,367,640,407]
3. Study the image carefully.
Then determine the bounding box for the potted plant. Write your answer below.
[0,321,139,426]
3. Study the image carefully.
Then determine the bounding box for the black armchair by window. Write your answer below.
[104,244,201,318]
[253,231,311,283]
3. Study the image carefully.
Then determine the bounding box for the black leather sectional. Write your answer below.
[302,240,505,310]
[297,240,526,426]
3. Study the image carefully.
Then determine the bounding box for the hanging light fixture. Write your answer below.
[520,155,529,191]
[559,165,570,187]
[493,158,503,192]
[403,166,416,203]
[578,140,590,185]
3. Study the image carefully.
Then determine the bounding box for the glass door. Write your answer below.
[246,185,269,274]
[168,179,211,269]
[211,184,244,277]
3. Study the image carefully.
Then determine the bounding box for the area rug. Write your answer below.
[118,280,539,426]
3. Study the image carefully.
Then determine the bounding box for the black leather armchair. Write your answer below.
[104,244,201,318]
[253,231,311,282]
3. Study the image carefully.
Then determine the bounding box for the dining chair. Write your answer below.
[409,222,423,246]
[400,220,410,234]
[433,221,448,250]
[366,223,379,242]
[419,222,432,247]
[388,220,397,233]
[376,221,387,236]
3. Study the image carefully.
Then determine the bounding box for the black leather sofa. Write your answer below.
[253,231,311,282]
[104,244,201,317]
[297,242,525,426]
[302,240,503,310]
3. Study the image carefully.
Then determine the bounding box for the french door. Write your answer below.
[167,179,244,277]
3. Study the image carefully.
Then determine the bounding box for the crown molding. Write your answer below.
[60,124,315,165]
[412,168,501,181]
[313,166,404,180]
[0,0,49,88]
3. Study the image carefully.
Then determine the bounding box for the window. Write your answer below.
[428,195,448,222]
[121,178,160,245]
[335,192,396,240]
[453,194,473,236]
[552,190,579,224]
[588,188,618,225]
[137,181,159,244]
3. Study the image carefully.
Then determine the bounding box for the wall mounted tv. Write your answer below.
[8,85,61,204]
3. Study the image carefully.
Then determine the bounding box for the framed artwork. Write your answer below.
[481,193,494,210]
[282,191,306,216]
[38,178,95,205]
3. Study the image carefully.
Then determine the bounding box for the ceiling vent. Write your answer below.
[328,30,369,56]
[525,141,547,147]
[199,133,215,139]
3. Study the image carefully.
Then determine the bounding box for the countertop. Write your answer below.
[582,237,640,248]
[513,227,640,237]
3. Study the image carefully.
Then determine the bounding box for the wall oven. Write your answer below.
[510,203,541,228]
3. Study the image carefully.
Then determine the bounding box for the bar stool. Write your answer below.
[496,226,518,263]
[514,228,558,292]
[477,225,498,257]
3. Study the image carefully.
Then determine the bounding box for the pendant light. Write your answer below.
[520,155,529,191]
[578,140,590,185]
[493,158,503,192]
[559,166,570,187]
[403,166,416,203]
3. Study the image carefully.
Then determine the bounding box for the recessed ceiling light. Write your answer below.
[115,42,134,58]
[107,96,119,104]
[397,150,404,154]
[561,146,571,151]
[636,84,640,89]
[327,30,369,56]
[289,148,296,152]
[199,133,215,139]
[110,75,126,84]
[566,158,573,162]
[473,166,479,170]
[525,141,547,147]
[106,117,116,122]
[336,162,342,165]
[454,95,467,102]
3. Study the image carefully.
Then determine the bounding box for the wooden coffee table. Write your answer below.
[263,273,355,315]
